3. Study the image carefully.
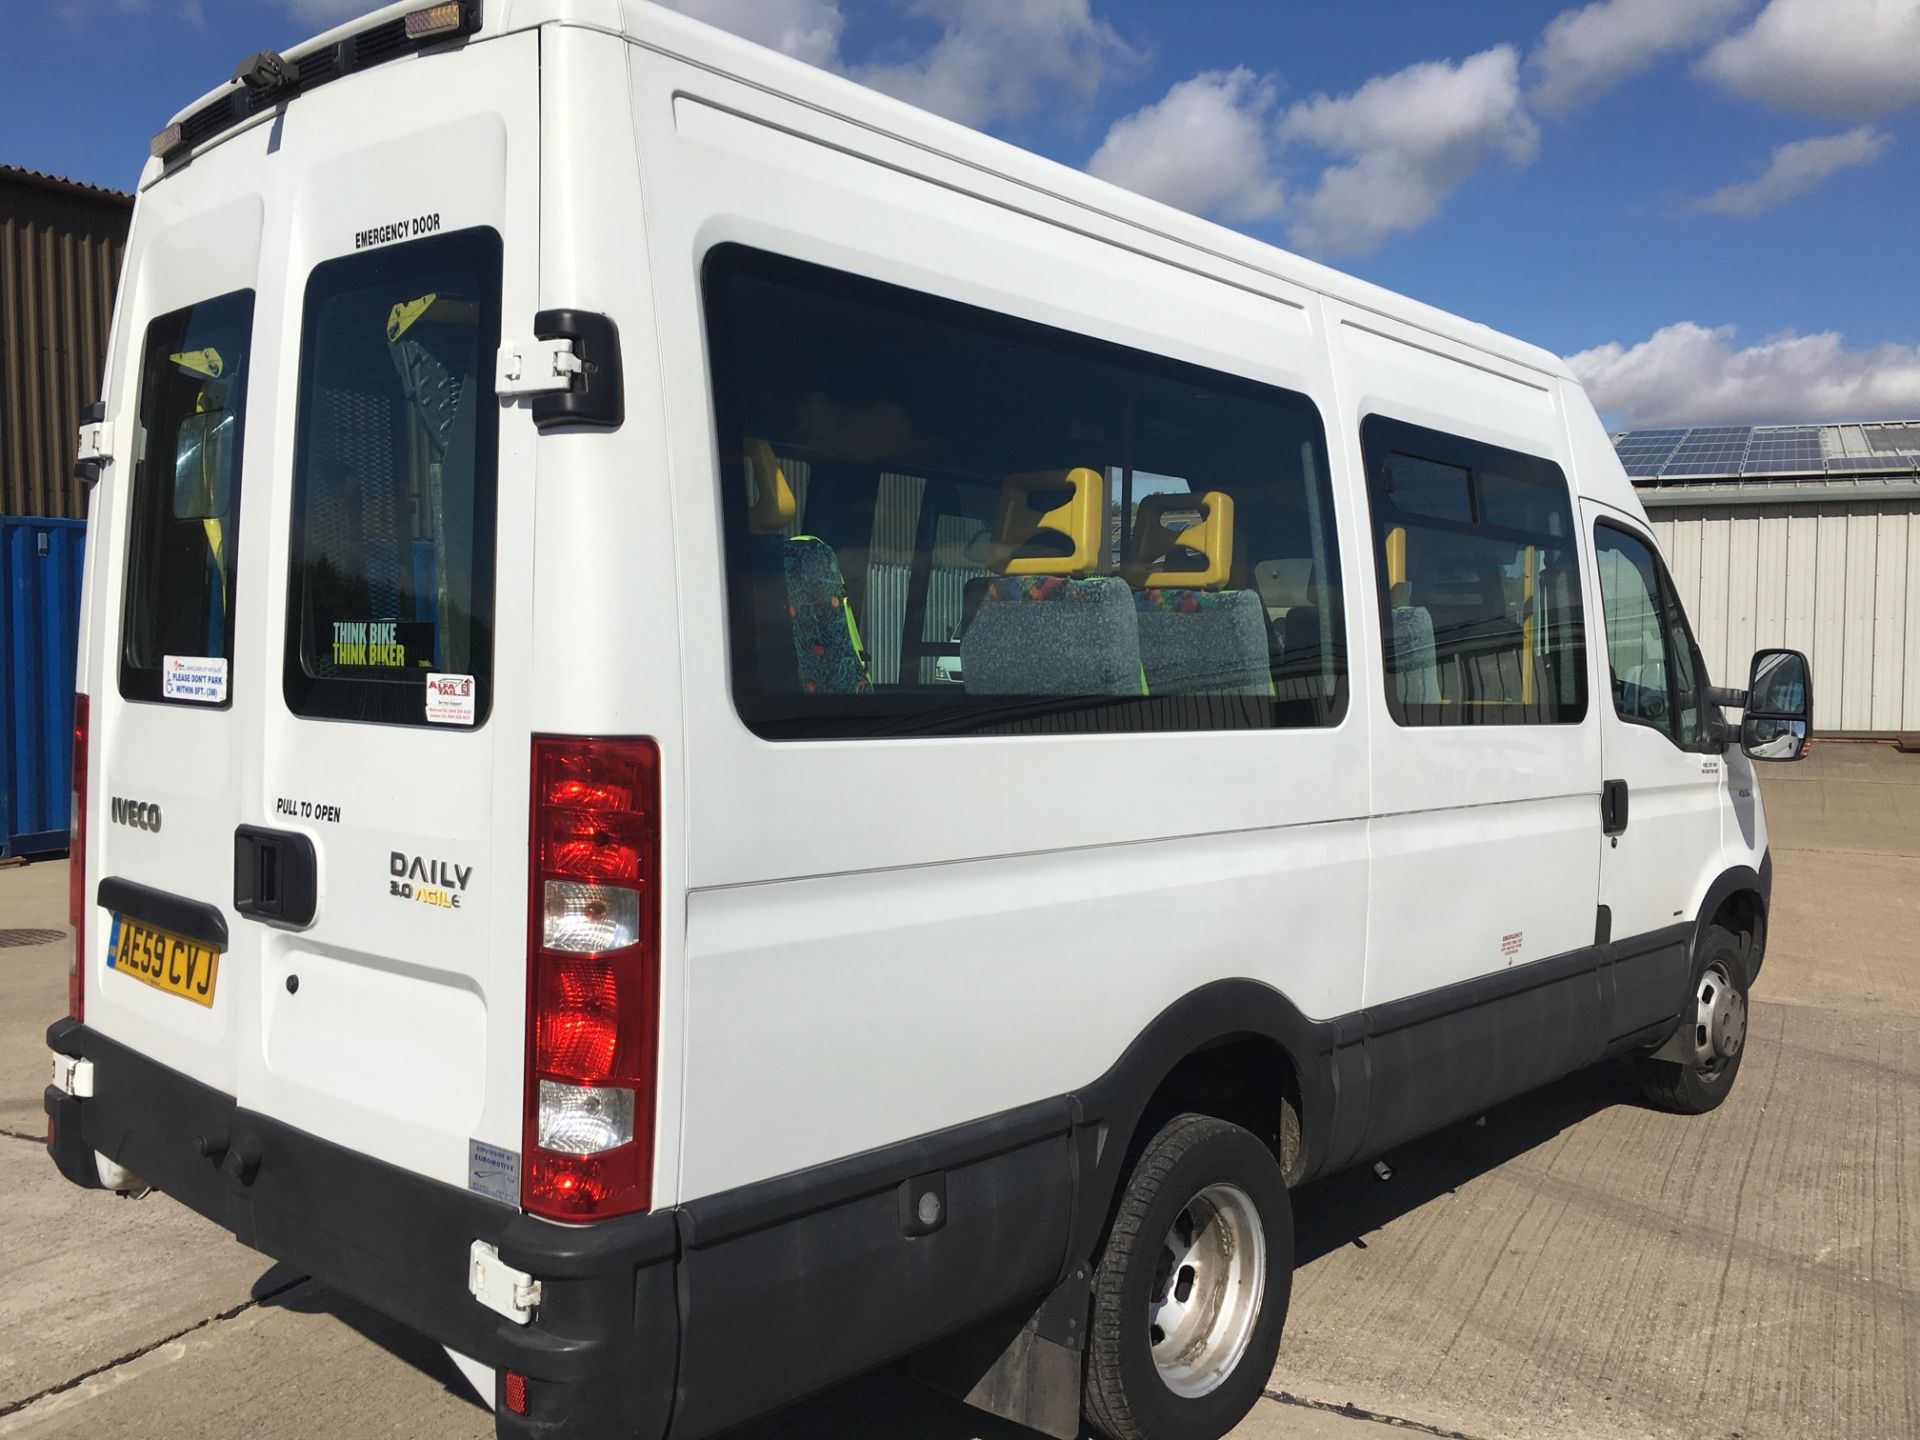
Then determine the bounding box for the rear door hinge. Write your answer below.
[51,1052,95,1098]
[468,1240,542,1325]
[74,401,111,486]
[495,337,583,397]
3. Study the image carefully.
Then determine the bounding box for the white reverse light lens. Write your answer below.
[543,880,640,954]
[537,1079,635,1155]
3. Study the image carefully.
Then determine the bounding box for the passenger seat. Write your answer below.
[960,468,1143,695]
[744,440,872,695]
[1123,492,1270,696]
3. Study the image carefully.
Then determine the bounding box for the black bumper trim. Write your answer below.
[44,1018,1077,1440]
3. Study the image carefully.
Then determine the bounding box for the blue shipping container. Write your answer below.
[1,517,85,858]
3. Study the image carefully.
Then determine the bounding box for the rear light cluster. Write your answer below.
[524,737,661,1221]
[69,696,89,1022]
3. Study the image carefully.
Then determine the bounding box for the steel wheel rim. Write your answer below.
[1147,1182,1267,1398]
[1691,961,1747,1079]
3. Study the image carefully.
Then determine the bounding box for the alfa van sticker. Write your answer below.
[425,672,477,725]
[390,851,472,910]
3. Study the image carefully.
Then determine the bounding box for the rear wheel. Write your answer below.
[1633,925,1750,1114]
[1084,1114,1291,1440]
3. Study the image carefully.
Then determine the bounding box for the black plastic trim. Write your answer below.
[96,876,229,950]
[233,825,319,928]
[531,309,624,430]
[678,1098,1070,1248]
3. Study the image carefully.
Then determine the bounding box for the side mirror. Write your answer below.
[172,411,235,521]
[1741,648,1812,762]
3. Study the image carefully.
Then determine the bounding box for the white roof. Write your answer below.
[150,0,1575,386]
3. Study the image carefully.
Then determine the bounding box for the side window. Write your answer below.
[1593,523,1709,749]
[1359,415,1586,726]
[284,228,501,728]
[119,290,255,705]
[703,246,1348,739]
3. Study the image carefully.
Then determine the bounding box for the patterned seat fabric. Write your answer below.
[1134,588,1272,695]
[1390,604,1441,706]
[754,536,872,695]
[960,574,1144,696]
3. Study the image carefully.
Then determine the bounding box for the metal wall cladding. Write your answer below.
[1650,501,1920,736]
[2,517,85,856]
[1,168,131,520]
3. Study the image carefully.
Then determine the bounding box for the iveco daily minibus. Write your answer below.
[46,4,1816,1438]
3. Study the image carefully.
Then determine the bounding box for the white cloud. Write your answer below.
[1086,68,1283,221]
[1695,126,1893,216]
[1699,0,1920,119]
[1528,0,1749,113]
[1279,47,1539,257]
[857,0,1136,130]
[1567,322,1920,427]
[654,0,845,69]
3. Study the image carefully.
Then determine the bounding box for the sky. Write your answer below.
[9,0,1920,430]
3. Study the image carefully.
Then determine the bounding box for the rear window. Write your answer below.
[119,289,255,705]
[284,227,501,727]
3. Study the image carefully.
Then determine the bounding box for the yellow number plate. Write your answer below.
[108,915,220,1007]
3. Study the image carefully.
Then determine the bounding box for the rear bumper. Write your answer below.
[45,1017,677,1439]
[44,1018,1074,1440]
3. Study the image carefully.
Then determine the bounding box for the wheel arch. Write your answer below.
[1693,854,1771,985]
[1064,980,1345,1267]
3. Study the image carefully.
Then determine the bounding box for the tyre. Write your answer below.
[1633,925,1751,1114]
[1083,1114,1292,1440]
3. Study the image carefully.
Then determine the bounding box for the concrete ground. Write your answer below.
[1,743,1914,1439]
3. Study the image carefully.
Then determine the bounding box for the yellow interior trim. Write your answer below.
[386,292,441,342]
[1386,525,1407,592]
[1520,544,1537,707]
[744,439,798,533]
[1124,491,1235,590]
[169,348,223,380]
[990,467,1104,577]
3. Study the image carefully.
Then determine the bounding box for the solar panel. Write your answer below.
[1865,425,1920,454]
[1612,429,1687,477]
[1663,462,1743,477]
[1824,454,1914,474]
[1665,425,1754,471]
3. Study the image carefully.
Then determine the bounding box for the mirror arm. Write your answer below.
[1706,685,1748,710]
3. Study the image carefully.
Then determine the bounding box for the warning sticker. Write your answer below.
[425,672,476,726]
[162,654,228,704]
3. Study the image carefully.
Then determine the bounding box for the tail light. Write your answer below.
[524,737,660,1220]
[69,695,89,1022]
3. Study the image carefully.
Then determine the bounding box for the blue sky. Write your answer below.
[11,0,1920,428]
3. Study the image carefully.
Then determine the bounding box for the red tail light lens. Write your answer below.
[524,737,660,1221]
[69,695,89,1022]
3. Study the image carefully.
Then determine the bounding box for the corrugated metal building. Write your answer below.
[1,164,133,519]
[1615,421,1920,737]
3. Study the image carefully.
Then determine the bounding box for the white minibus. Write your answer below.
[47,4,1814,1438]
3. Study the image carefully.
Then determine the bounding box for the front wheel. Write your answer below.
[1083,1114,1292,1440]
[1633,925,1751,1114]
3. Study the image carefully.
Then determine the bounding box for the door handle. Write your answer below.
[234,826,318,927]
[1601,779,1630,837]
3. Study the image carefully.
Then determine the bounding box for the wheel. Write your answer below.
[1083,1114,1292,1440]
[1633,926,1751,1114]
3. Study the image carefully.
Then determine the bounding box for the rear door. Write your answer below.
[85,164,266,1103]
[239,31,542,1190]
[87,31,541,1197]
